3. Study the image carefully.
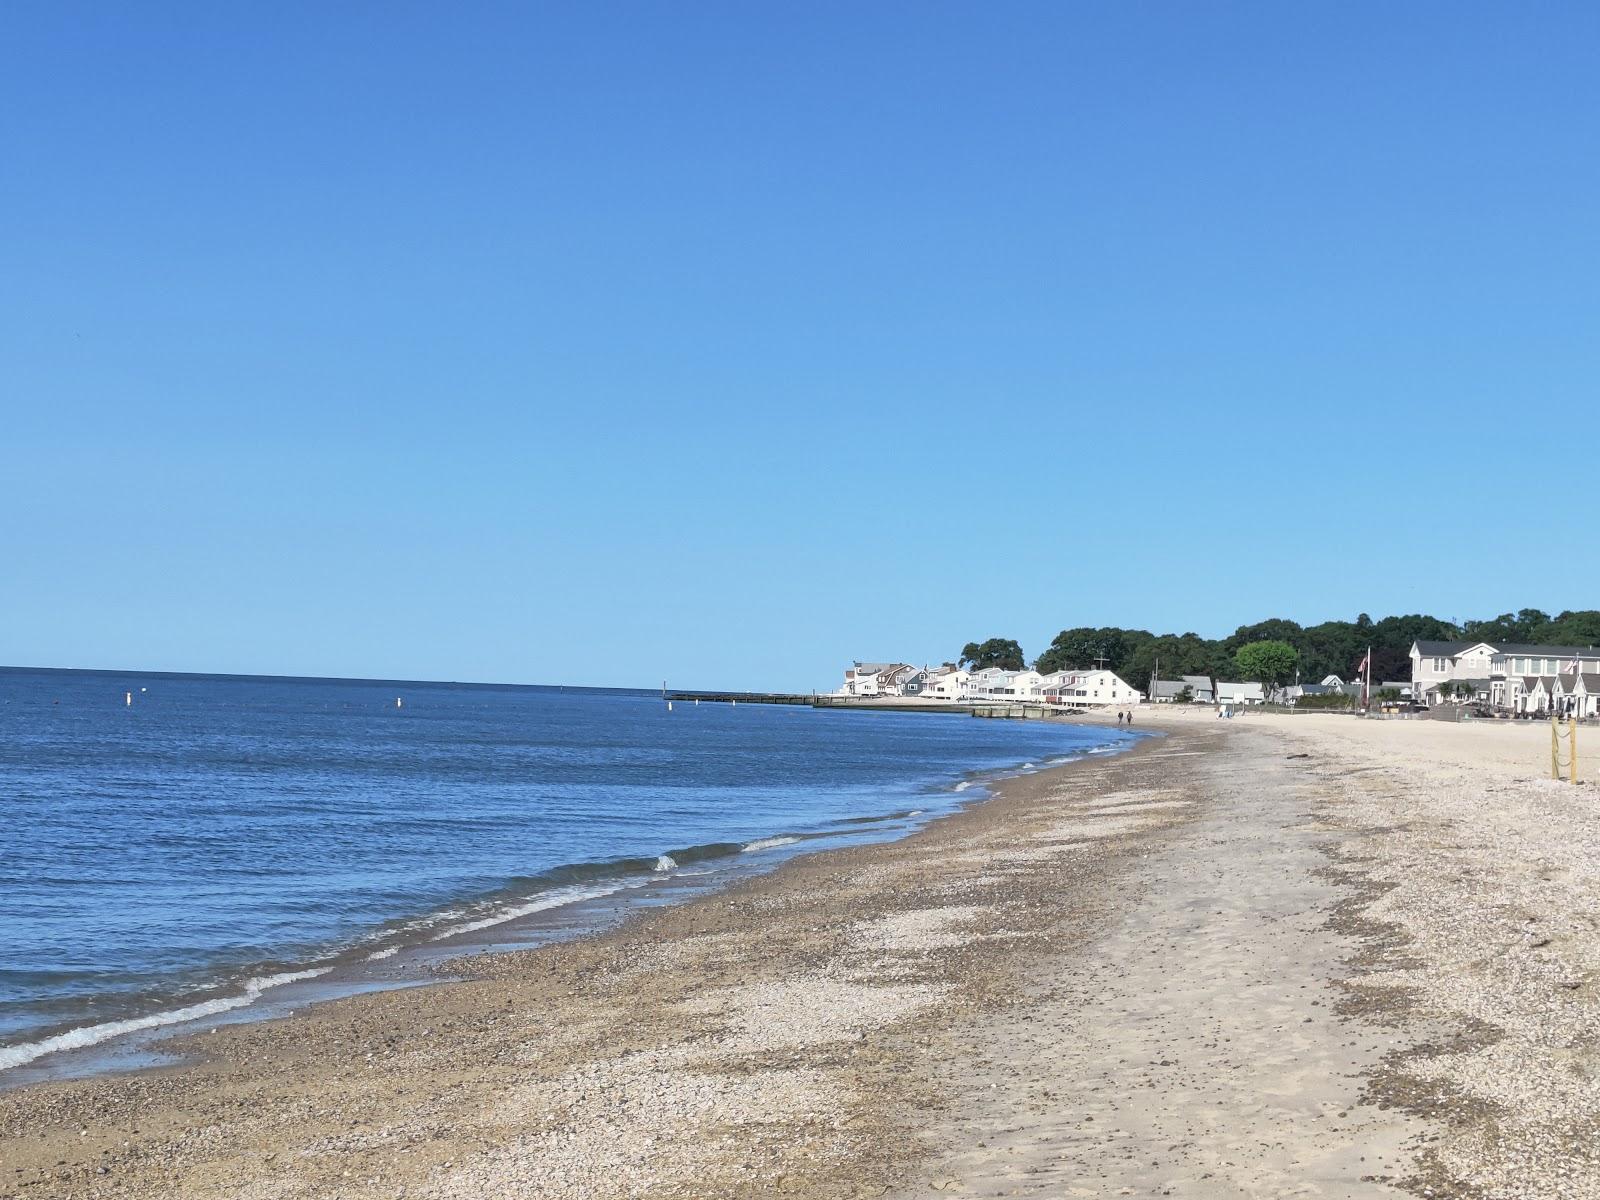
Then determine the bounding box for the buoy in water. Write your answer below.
[396,697,403,709]
[125,692,132,707]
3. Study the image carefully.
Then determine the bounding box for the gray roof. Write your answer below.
[1492,643,1599,658]
[1556,673,1600,691]
[1414,639,1599,660]
[1181,674,1213,688]
[1414,640,1475,656]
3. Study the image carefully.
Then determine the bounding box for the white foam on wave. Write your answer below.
[428,881,641,941]
[741,836,799,853]
[0,967,332,1074]
[364,946,400,961]
[654,854,678,872]
[954,781,974,792]
[908,809,924,817]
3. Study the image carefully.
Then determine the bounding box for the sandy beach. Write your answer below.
[3,710,1597,1199]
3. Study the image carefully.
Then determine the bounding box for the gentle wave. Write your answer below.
[0,968,331,1072]
[426,881,645,941]
[741,836,800,853]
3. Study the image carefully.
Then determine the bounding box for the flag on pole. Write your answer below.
[1355,650,1370,677]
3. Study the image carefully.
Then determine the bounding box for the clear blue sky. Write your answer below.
[4,3,1597,690]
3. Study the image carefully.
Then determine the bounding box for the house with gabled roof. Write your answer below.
[921,664,970,699]
[1562,672,1600,718]
[1409,639,1600,708]
[1041,670,1142,708]
[839,662,920,697]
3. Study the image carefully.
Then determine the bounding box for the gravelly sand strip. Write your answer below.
[0,730,1194,1200]
[9,713,1571,1200]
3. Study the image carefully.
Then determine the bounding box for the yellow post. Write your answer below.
[1552,715,1560,780]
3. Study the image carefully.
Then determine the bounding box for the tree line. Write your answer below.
[959,609,1600,688]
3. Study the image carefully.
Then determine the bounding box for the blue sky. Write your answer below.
[4,3,1597,690]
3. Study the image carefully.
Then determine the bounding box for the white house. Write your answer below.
[1042,670,1143,708]
[1181,675,1215,703]
[1561,673,1600,718]
[1215,681,1265,706]
[921,665,970,699]
[967,668,1022,699]
[1008,670,1048,700]
[839,662,891,696]
[838,662,921,697]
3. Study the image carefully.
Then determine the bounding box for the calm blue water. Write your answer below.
[0,668,1133,1070]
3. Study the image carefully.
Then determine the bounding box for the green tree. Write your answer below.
[959,638,1026,672]
[1234,640,1299,696]
[1534,610,1600,646]
[1034,627,1149,677]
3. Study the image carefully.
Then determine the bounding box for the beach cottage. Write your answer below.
[1215,681,1265,706]
[1042,670,1143,708]
[838,662,918,696]
[921,665,970,699]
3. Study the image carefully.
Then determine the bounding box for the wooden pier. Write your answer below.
[662,691,1093,721]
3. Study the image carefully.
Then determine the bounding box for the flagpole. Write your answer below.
[1365,645,1372,710]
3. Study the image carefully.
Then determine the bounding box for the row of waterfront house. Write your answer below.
[837,663,1252,709]
[837,663,1144,707]
[838,634,1600,718]
[1409,639,1600,717]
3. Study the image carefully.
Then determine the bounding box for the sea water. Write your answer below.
[0,669,1134,1071]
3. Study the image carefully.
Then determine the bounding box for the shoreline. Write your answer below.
[0,723,1144,1091]
[0,727,1179,1197]
[10,711,1586,1196]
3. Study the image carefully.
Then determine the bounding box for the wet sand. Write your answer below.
[2,713,1595,1197]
